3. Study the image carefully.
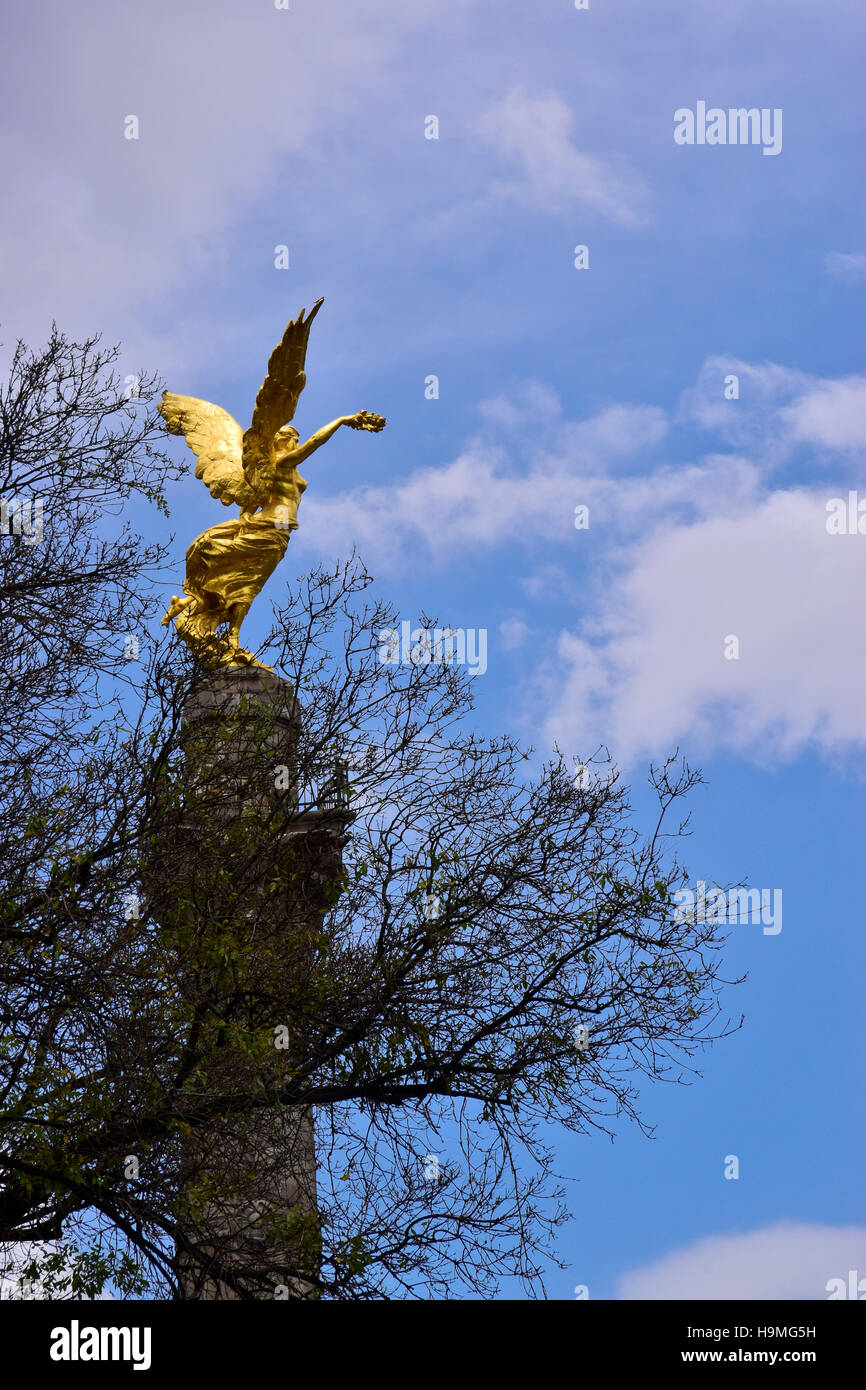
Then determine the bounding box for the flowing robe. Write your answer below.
[183,518,290,613]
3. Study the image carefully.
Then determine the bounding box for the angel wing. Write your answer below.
[158,394,258,510]
[242,298,324,489]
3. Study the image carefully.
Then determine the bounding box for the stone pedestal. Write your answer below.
[146,667,349,1299]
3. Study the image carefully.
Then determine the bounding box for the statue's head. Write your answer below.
[274,425,299,463]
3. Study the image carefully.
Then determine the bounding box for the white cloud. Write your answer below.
[559,405,668,469]
[679,358,866,464]
[475,86,648,226]
[499,617,531,650]
[299,398,672,568]
[520,564,581,603]
[478,380,562,431]
[824,251,866,283]
[0,0,432,350]
[618,1222,866,1300]
[780,378,866,453]
[677,357,810,458]
[542,487,866,765]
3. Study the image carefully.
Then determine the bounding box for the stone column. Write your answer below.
[146,667,349,1300]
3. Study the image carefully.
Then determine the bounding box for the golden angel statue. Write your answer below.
[158,298,385,668]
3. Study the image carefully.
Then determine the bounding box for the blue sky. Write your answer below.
[3,0,865,1298]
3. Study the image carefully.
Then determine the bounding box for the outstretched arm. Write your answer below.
[293,410,386,463]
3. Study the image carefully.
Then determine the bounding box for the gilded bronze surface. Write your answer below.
[159,299,385,668]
